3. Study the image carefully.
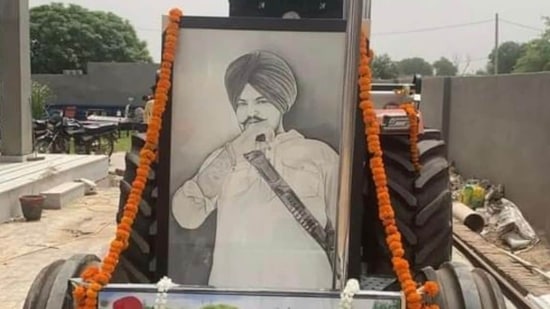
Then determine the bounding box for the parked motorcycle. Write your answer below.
[34,115,118,157]
[32,118,52,142]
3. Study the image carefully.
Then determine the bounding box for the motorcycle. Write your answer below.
[32,118,52,142]
[34,115,118,157]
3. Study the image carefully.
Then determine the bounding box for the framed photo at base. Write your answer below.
[157,16,354,291]
[97,285,402,309]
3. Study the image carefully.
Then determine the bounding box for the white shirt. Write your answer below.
[172,130,339,290]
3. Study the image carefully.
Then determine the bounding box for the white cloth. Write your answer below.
[172,130,339,290]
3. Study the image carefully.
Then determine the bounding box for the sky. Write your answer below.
[29,0,550,73]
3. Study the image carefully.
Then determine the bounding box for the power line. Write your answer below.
[467,57,489,63]
[133,20,496,36]
[130,17,546,37]
[500,19,544,33]
[372,19,493,36]
[447,56,488,65]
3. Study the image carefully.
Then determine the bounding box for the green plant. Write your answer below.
[372,299,400,309]
[201,304,239,309]
[31,81,54,119]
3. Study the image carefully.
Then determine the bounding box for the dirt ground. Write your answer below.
[0,185,120,309]
[481,230,550,274]
[1,153,545,308]
[517,238,550,274]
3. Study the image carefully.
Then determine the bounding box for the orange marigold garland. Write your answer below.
[400,102,421,172]
[72,8,183,309]
[358,30,439,309]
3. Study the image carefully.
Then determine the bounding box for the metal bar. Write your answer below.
[441,77,452,157]
[371,84,415,92]
[494,13,499,75]
[362,0,372,19]
[85,277,403,300]
[335,0,363,289]
[453,234,538,309]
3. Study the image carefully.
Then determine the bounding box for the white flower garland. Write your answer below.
[152,276,361,309]
[154,276,177,309]
[339,278,360,309]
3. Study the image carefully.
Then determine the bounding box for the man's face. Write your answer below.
[235,84,282,131]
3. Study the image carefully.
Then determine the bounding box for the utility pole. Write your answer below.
[494,13,499,75]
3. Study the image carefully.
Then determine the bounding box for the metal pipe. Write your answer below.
[335,0,363,289]
[452,201,486,233]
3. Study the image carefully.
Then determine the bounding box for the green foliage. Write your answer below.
[513,40,550,72]
[513,17,550,73]
[30,3,152,74]
[372,299,400,309]
[486,41,526,74]
[31,81,54,119]
[397,57,433,77]
[432,57,458,76]
[371,53,399,80]
[201,304,239,309]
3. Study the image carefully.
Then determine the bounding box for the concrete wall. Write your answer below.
[32,62,159,108]
[421,72,550,238]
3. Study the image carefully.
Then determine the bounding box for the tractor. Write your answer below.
[24,1,506,308]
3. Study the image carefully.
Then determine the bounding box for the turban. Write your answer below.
[224,50,298,113]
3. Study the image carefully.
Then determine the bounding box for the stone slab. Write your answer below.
[41,182,86,210]
[0,154,109,222]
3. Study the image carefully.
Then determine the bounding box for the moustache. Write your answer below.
[242,116,266,126]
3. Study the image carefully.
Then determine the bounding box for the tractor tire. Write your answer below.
[114,133,158,283]
[23,254,101,309]
[420,262,507,309]
[363,128,452,276]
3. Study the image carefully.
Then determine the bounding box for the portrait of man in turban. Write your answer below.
[171,50,340,290]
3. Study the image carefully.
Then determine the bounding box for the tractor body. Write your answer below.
[24,1,507,309]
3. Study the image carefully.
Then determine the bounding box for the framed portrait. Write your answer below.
[98,285,402,309]
[157,16,358,291]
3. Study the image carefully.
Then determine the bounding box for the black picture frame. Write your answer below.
[156,15,364,289]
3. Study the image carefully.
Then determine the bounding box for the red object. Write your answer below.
[112,296,143,309]
[64,106,76,118]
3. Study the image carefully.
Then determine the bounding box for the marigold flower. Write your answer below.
[358,30,439,309]
[73,9,182,308]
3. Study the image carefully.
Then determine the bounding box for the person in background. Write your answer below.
[143,70,161,124]
[143,94,154,124]
[133,106,144,123]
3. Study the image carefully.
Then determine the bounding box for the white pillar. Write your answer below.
[0,0,33,161]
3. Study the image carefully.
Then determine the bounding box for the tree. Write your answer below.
[30,3,152,74]
[432,57,458,76]
[513,17,550,73]
[486,41,525,74]
[371,53,399,80]
[396,57,433,76]
[31,81,55,119]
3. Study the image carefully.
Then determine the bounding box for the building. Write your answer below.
[32,62,159,119]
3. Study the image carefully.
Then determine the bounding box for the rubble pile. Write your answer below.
[449,166,540,252]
